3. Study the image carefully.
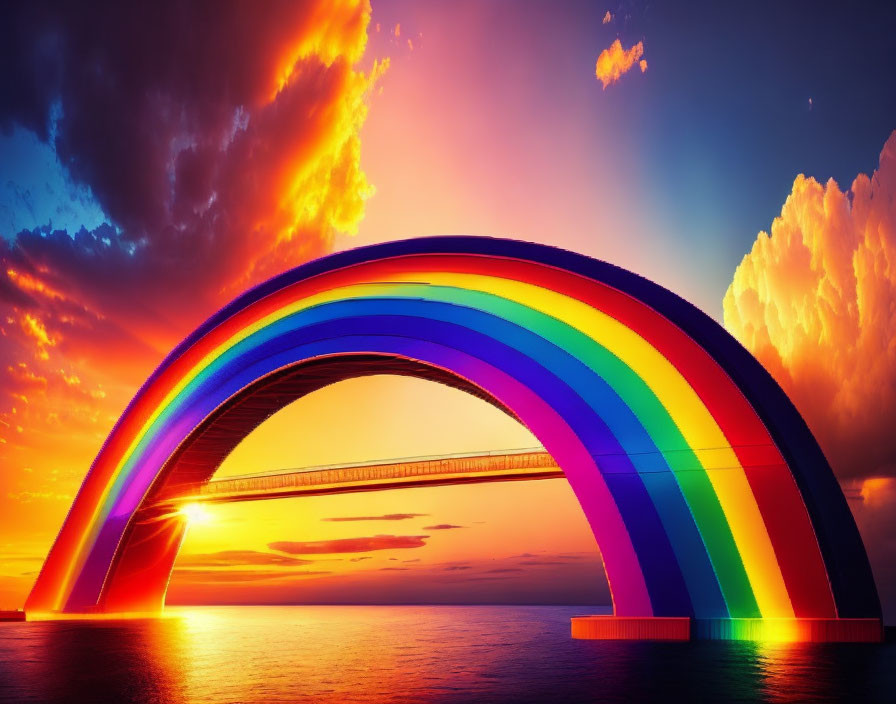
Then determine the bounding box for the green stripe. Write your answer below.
[380,283,760,617]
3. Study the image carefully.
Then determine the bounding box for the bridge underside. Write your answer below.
[98,355,526,613]
[158,449,563,505]
[150,354,521,504]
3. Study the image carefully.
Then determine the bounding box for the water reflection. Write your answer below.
[0,607,893,703]
[0,617,187,703]
[754,640,895,704]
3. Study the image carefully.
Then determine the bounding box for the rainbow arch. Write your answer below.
[27,237,879,628]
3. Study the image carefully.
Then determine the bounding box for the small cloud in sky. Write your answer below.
[595,39,646,89]
[422,524,464,530]
[0,553,42,564]
[323,513,428,522]
[602,11,613,24]
[269,535,429,555]
[520,560,567,566]
[172,569,331,583]
[177,550,313,567]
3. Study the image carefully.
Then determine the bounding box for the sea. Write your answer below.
[1,605,894,703]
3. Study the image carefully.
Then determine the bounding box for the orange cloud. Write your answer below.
[323,513,429,521]
[595,39,645,89]
[858,477,894,505]
[5,362,47,391]
[19,314,56,360]
[269,535,429,554]
[176,550,314,567]
[5,268,67,303]
[843,476,896,621]
[172,569,332,583]
[723,130,896,481]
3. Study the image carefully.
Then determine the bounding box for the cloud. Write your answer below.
[0,2,382,334]
[0,553,43,564]
[602,11,613,24]
[723,131,896,481]
[422,524,464,530]
[323,513,429,522]
[5,490,71,503]
[0,1,384,536]
[269,534,430,554]
[844,477,896,623]
[595,39,645,89]
[176,550,314,568]
[171,569,331,584]
[519,560,568,566]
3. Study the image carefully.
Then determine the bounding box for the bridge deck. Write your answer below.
[167,448,563,504]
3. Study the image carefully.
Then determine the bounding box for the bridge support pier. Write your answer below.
[571,616,884,642]
[571,616,691,641]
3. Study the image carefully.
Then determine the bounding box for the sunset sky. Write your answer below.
[1,1,895,619]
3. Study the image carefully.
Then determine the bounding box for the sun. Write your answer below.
[179,502,214,525]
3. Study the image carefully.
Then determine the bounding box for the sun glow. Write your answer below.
[180,503,214,526]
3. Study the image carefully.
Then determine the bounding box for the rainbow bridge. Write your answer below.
[26,237,882,641]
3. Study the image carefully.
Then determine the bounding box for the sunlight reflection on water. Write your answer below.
[1,606,894,703]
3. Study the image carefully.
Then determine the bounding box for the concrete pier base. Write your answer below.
[571,616,884,642]
[571,616,691,641]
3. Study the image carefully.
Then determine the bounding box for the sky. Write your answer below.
[1,1,895,619]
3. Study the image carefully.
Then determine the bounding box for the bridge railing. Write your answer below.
[167,447,560,503]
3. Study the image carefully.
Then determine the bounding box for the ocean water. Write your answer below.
[1,605,894,703]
